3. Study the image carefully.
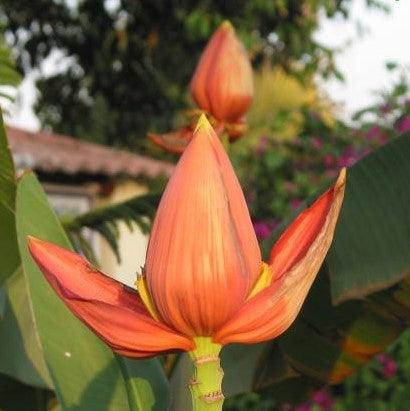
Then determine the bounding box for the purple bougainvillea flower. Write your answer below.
[376,353,398,379]
[312,387,335,410]
[290,198,303,209]
[323,154,335,168]
[311,136,323,150]
[365,125,382,140]
[397,115,410,133]
[253,221,273,240]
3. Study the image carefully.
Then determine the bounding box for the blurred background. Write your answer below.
[0,1,409,410]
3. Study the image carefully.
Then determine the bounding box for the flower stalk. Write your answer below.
[189,338,224,411]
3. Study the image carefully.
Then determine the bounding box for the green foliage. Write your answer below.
[0,33,21,105]
[326,135,410,303]
[0,114,170,410]
[0,0,386,148]
[223,66,410,409]
[246,65,336,144]
[15,172,169,410]
[0,39,20,86]
[63,192,160,263]
[0,108,18,286]
[332,331,410,411]
[0,374,54,411]
[223,331,410,411]
[0,268,53,389]
[0,37,21,283]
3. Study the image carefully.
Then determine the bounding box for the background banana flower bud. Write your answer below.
[148,21,254,153]
[190,21,254,123]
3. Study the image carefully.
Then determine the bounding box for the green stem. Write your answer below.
[189,337,224,411]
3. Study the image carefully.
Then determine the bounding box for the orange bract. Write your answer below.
[27,237,194,358]
[213,170,346,344]
[148,126,193,154]
[28,116,346,357]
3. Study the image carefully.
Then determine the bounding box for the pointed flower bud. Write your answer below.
[190,21,254,123]
[145,114,261,337]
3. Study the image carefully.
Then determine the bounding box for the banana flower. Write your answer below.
[29,115,345,410]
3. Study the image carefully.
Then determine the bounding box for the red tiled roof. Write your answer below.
[7,126,174,178]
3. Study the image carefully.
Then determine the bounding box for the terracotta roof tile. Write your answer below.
[7,126,174,178]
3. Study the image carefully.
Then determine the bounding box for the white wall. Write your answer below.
[97,180,149,288]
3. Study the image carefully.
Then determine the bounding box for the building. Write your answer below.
[7,126,173,287]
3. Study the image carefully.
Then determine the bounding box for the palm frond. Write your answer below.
[63,192,161,263]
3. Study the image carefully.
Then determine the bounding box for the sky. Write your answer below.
[315,0,410,119]
[4,0,410,131]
